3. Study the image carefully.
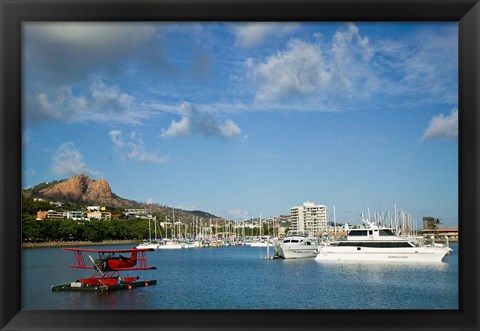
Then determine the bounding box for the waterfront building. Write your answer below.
[63,210,84,221]
[423,216,435,229]
[36,210,48,220]
[35,210,64,220]
[290,202,327,236]
[421,227,459,242]
[86,211,112,220]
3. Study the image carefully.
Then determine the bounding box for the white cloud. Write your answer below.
[233,23,299,48]
[248,23,378,104]
[422,108,458,141]
[51,142,99,177]
[374,25,458,105]
[250,39,331,103]
[109,130,169,163]
[161,116,191,138]
[25,80,153,124]
[161,102,241,139]
[246,22,457,110]
[218,120,241,138]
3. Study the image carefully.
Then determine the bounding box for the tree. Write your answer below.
[22,215,43,242]
[22,194,51,215]
[58,219,80,241]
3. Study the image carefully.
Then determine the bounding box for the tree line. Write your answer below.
[22,215,152,242]
[22,195,152,242]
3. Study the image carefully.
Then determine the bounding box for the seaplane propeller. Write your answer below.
[88,255,105,276]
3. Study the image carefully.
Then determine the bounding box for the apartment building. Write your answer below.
[290,201,327,236]
[86,211,112,220]
[64,210,84,221]
[36,210,84,220]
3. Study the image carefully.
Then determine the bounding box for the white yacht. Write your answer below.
[157,239,183,249]
[249,237,271,247]
[136,240,159,250]
[274,231,318,259]
[315,221,452,262]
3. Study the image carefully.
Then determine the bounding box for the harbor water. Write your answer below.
[22,244,458,310]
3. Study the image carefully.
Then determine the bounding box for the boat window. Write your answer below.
[349,230,368,236]
[290,240,299,243]
[306,241,311,246]
[338,242,415,248]
[379,229,395,236]
[368,230,373,235]
[283,240,290,243]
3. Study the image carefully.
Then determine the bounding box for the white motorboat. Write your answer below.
[157,239,183,249]
[315,221,452,262]
[249,237,272,247]
[250,240,269,247]
[136,240,159,250]
[274,231,318,259]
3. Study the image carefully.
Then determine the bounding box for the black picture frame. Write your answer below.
[1,0,479,330]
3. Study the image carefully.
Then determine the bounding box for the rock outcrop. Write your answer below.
[37,175,130,207]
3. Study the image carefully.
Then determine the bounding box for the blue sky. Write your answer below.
[22,22,458,226]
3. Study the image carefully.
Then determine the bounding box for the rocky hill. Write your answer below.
[24,175,220,222]
[25,175,134,207]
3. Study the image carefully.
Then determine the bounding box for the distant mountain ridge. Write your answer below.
[24,175,220,221]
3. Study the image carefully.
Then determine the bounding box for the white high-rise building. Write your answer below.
[290,202,327,236]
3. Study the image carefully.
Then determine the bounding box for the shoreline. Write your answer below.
[22,239,138,249]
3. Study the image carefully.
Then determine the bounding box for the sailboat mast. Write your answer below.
[148,218,152,242]
[260,214,262,238]
[333,205,337,238]
[154,218,157,241]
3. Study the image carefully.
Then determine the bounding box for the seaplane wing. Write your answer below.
[63,247,157,271]
[63,247,155,253]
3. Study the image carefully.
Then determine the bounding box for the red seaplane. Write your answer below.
[52,247,157,291]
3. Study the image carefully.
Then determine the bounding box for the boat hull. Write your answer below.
[278,245,318,259]
[250,242,269,247]
[136,243,158,250]
[315,246,451,262]
[157,244,183,249]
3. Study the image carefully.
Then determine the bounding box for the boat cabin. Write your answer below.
[285,230,311,237]
[282,238,315,245]
[339,224,417,248]
[347,228,400,241]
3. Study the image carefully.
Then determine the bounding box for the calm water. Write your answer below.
[22,244,458,310]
